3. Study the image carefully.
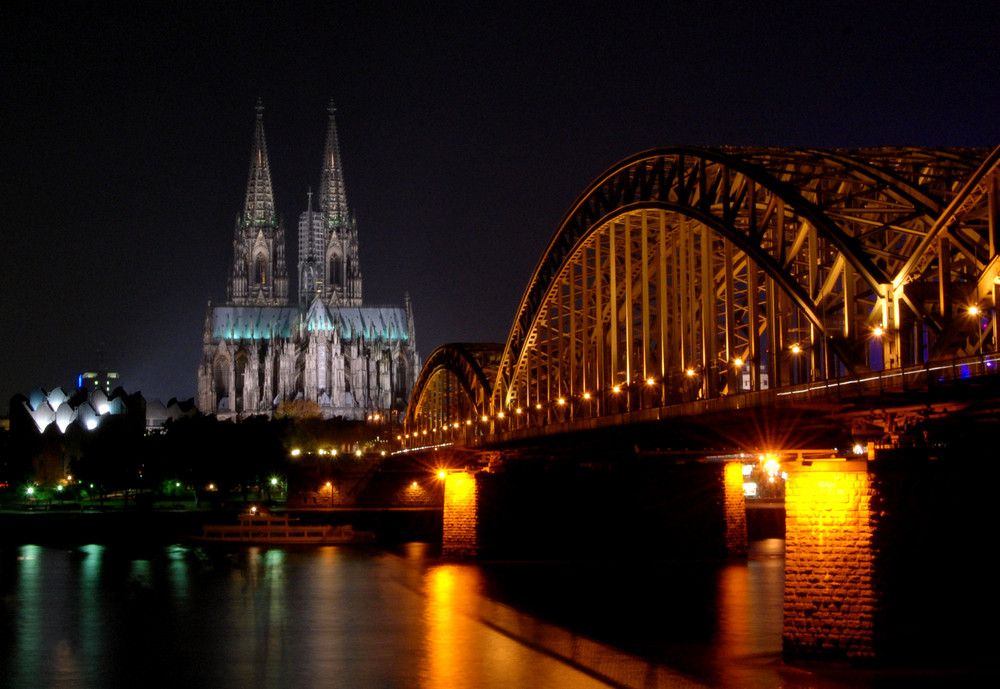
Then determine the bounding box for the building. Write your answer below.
[197,101,419,420]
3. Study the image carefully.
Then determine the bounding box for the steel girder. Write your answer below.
[492,146,995,415]
[406,343,503,438]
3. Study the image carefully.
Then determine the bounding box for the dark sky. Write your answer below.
[2,1,998,414]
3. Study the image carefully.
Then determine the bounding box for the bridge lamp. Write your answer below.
[646,377,655,386]
[481,415,489,422]
[536,403,543,410]
[557,397,566,405]
[515,407,523,414]
[733,358,743,368]
[969,305,981,316]
[790,344,802,354]
[497,411,505,419]
[437,471,447,480]
[872,326,884,337]
[466,419,472,425]
[583,392,591,400]
[853,443,865,455]
[290,449,301,457]
[612,385,621,393]
[685,368,696,377]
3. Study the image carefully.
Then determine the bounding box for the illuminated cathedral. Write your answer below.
[197,101,419,420]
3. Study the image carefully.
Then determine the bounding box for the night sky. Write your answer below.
[2,1,998,414]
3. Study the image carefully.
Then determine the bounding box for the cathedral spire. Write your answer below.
[229,99,288,305]
[319,100,349,229]
[243,97,277,226]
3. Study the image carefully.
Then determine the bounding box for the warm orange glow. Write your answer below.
[438,471,447,479]
[583,392,591,400]
[557,397,565,405]
[685,368,695,377]
[646,377,655,385]
[763,456,780,479]
[481,415,488,422]
[791,344,801,354]
[872,326,884,337]
[497,411,504,419]
[733,358,743,367]
[515,407,522,414]
[969,305,981,316]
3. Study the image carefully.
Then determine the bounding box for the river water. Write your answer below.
[0,539,985,688]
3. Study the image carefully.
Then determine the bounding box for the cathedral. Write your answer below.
[197,101,420,420]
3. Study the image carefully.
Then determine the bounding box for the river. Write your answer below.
[0,539,987,688]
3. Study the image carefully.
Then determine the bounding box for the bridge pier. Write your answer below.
[442,470,480,558]
[783,456,997,667]
[441,454,748,560]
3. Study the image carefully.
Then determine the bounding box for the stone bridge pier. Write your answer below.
[442,451,748,561]
[783,456,998,667]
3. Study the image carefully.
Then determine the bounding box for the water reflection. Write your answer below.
[5,540,967,689]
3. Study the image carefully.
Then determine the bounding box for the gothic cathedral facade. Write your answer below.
[197,102,420,420]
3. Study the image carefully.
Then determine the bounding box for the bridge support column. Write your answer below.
[723,461,747,557]
[442,470,479,558]
[783,459,876,662]
[783,456,998,667]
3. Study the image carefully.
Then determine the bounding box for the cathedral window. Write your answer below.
[330,256,342,286]
[253,255,267,285]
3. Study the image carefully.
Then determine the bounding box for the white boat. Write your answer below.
[191,506,374,545]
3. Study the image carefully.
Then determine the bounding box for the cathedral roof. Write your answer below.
[213,306,298,339]
[305,303,410,341]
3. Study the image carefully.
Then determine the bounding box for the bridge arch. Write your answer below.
[405,343,503,444]
[492,146,991,416]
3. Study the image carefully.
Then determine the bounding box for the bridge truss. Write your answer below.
[406,145,1000,442]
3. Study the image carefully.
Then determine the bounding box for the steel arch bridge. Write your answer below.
[405,145,1000,447]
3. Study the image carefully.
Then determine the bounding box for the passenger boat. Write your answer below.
[190,506,374,545]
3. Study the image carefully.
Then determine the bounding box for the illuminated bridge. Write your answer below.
[405,144,1000,451]
[400,144,1000,667]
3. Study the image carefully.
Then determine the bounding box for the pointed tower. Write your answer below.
[229,99,289,305]
[317,100,362,307]
[297,189,325,306]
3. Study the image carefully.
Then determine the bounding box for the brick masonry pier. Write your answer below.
[784,456,999,667]
[442,456,747,560]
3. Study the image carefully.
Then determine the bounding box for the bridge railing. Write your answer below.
[472,352,1000,447]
